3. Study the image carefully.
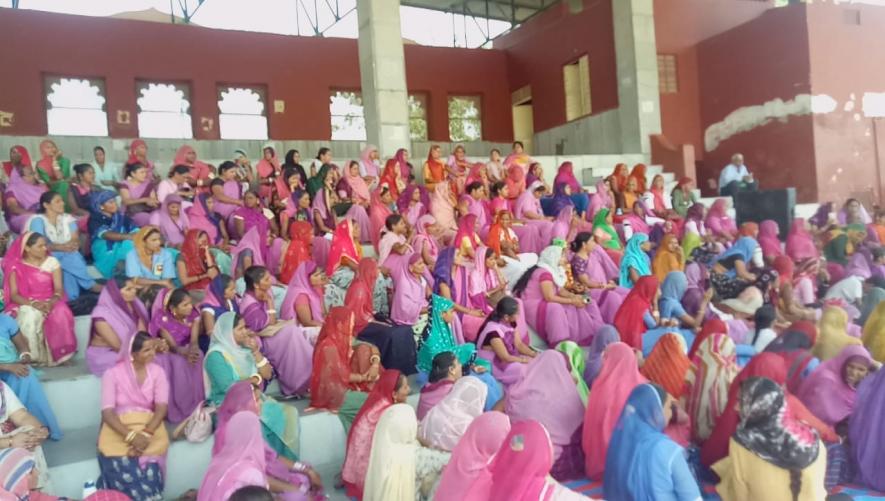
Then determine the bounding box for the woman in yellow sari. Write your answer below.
[862,301,885,362]
[814,305,862,361]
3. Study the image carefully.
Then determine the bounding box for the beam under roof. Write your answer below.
[400,0,555,24]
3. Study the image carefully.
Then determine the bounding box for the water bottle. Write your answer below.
[82,480,97,497]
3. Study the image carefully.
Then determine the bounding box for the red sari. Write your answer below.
[344,258,380,335]
[308,307,377,411]
[179,229,216,291]
[279,221,313,284]
[612,276,659,349]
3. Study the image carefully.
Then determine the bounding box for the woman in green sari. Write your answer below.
[35,140,72,211]
[554,340,589,406]
[203,311,300,460]
[591,208,623,265]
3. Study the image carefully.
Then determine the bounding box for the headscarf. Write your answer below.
[609,163,628,191]
[640,333,691,398]
[309,307,356,410]
[652,234,684,281]
[280,261,324,324]
[588,178,612,217]
[629,164,647,192]
[758,220,783,259]
[555,341,590,405]
[623,200,651,235]
[431,247,456,295]
[5,163,47,211]
[186,193,222,244]
[604,384,691,501]
[2,145,32,174]
[734,377,820,470]
[648,174,667,212]
[619,233,651,288]
[345,258,380,334]
[89,277,149,356]
[278,221,313,284]
[362,404,420,501]
[658,270,688,320]
[548,182,574,218]
[179,229,214,290]
[200,275,239,319]
[132,225,161,270]
[700,352,787,467]
[174,145,211,181]
[582,342,647,478]
[685,333,739,442]
[486,211,516,257]
[592,208,621,250]
[553,161,581,192]
[127,139,148,164]
[862,298,885,362]
[390,253,426,326]
[378,159,401,199]
[739,221,759,237]
[396,184,429,216]
[282,149,308,187]
[815,305,862,361]
[205,311,255,385]
[613,275,659,349]
[306,163,330,198]
[505,164,526,200]
[416,294,476,373]
[845,252,872,279]
[326,219,362,275]
[848,365,885,491]
[705,198,735,237]
[341,369,401,498]
[514,180,544,220]
[434,411,511,501]
[411,214,439,261]
[537,245,567,288]
[429,182,458,235]
[786,218,818,261]
[797,344,873,426]
[418,376,487,451]
[453,214,481,252]
[485,421,556,501]
[689,318,728,359]
[151,194,189,246]
[197,411,267,501]
[346,162,372,203]
[424,147,446,184]
[582,325,620,388]
[715,236,758,272]
[369,188,394,248]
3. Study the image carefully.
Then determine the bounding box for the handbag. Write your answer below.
[172,401,215,443]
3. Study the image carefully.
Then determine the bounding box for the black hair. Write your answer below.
[476,296,520,338]
[466,181,484,195]
[143,227,160,242]
[24,232,45,248]
[385,214,404,231]
[348,159,360,169]
[229,485,274,501]
[511,265,540,298]
[491,148,501,155]
[484,246,495,261]
[532,182,546,193]
[37,191,61,213]
[215,274,234,293]
[513,141,524,148]
[243,189,260,202]
[489,181,506,198]
[124,162,145,178]
[167,288,191,310]
[244,266,268,292]
[873,247,885,261]
[263,146,275,157]
[316,147,331,159]
[131,331,152,354]
[570,231,593,253]
[73,163,93,177]
[752,304,776,347]
[170,164,191,177]
[429,351,457,383]
[93,146,105,154]
[113,275,134,289]
[218,161,238,176]
[282,166,299,182]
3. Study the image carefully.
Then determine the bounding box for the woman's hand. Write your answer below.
[10,432,35,450]
[185,345,201,364]
[206,267,219,280]
[130,433,150,454]
[3,364,30,377]
[365,364,380,382]
[305,467,323,491]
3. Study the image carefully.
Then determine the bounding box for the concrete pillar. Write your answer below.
[612,0,662,154]
[357,0,411,160]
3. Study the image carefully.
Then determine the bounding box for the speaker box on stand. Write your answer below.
[735,188,796,240]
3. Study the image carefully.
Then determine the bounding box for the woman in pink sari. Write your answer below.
[210,161,244,219]
[127,139,155,179]
[174,145,212,194]
[197,411,268,500]
[786,218,819,262]
[148,194,189,247]
[506,350,585,480]
[394,148,412,181]
[514,181,556,250]
[569,232,629,323]
[397,184,429,228]
[4,165,47,234]
[757,219,783,262]
[359,145,380,189]
[186,193,231,250]
[796,344,874,427]
[119,162,158,227]
[448,145,470,195]
[582,342,647,479]
[705,198,737,242]
[435,411,512,501]
[368,186,394,250]
[378,214,413,271]
[410,214,440,267]
[87,278,149,376]
[502,141,533,173]
[512,245,603,347]
[2,233,76,366]
[344,160,372,207]
[279,261,326,337]
[429,182,458,244]
[505,164,527,205]
[588,178,614,220]
[254,146,281,203]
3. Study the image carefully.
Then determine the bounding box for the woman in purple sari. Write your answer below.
[849,365,885,491]
[504,350,585,480]
[241,266,314,397]
[231,191,285,276]
[199,274,240,338]
[396,184,429,228]
[432,247,486,341]
[148,288,205,423]
[569,232,629,323]
[119,162,158,227]
[87,277,149,376]
[475,297,537,387]
[313,167,372,244]
[279,262,326,347]
[4,165,47,234]
[148,194,189,247]
[186,193,231,250]
[210,161,244,219]
[514,181,556,249]
[512,245,603,347]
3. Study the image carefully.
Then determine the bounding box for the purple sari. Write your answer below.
[148,288,205,423]
[849,367,885,491]
[279,262,325,324]
[213,180,242,219]
[149,194,189,246]
[570,247,629,323]
[476,320,527,387]
[121,178,156,227]
[518,268,600,346]
[4,169,47,233]
[240,292,314,396]
[87,280,149,376]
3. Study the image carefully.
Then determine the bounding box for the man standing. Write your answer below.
[718,153,757,197]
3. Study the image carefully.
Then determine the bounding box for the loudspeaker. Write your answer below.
[735,188,796,240]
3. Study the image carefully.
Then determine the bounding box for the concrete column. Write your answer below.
[357,0,411,160]
[612,0,662,154]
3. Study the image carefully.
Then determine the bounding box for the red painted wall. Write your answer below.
[493,0,619,134]
[806,3,885,207]
[0,8,512,142]
[696,6,817,202]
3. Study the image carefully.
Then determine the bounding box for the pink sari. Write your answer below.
[410,214,440,264]
[174,145,212,194]
[197,411,267,501]
[368,190,393,250]
[430,182,458,242]
[1,234,76,365]
[212,180,242,219]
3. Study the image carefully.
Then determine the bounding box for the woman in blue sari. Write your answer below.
[604,383,702,501]
[88,190,138,279]
[619,233,653,288]
[0,313,62,440]
[27,191,99,301]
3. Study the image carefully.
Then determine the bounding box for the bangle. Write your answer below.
[256,357,269,368]
[140,429,153,438]
[125,431,137,443]
[369,355,381,364]
[251,373,263,386]
[292,461,308,473]
[18,352,30,361]
[266,309,276,314]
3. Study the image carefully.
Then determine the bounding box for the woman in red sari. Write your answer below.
[279,221,314,284]
[612,275,660,349]
[308,306,381,411]
[127,139,156,179]
[255,146,282,203]
[341,370,409,498]
[379,159,405,200]
[175,230,219,292]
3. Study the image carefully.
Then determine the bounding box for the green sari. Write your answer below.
[416,294,488,373]
[555,341,589,405]
[36,156,72,211]
[306,164,330,198]
[592,208,622,250]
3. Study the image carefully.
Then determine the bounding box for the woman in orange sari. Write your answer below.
[630,164,648,193]
[423,145,447,191]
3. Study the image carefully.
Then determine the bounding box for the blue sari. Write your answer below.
[0,314,62,440]
[27,215,95,300]
[619,233,652,288]
[88,191,138,278]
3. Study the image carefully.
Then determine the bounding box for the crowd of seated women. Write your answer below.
[0,139,884,501]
